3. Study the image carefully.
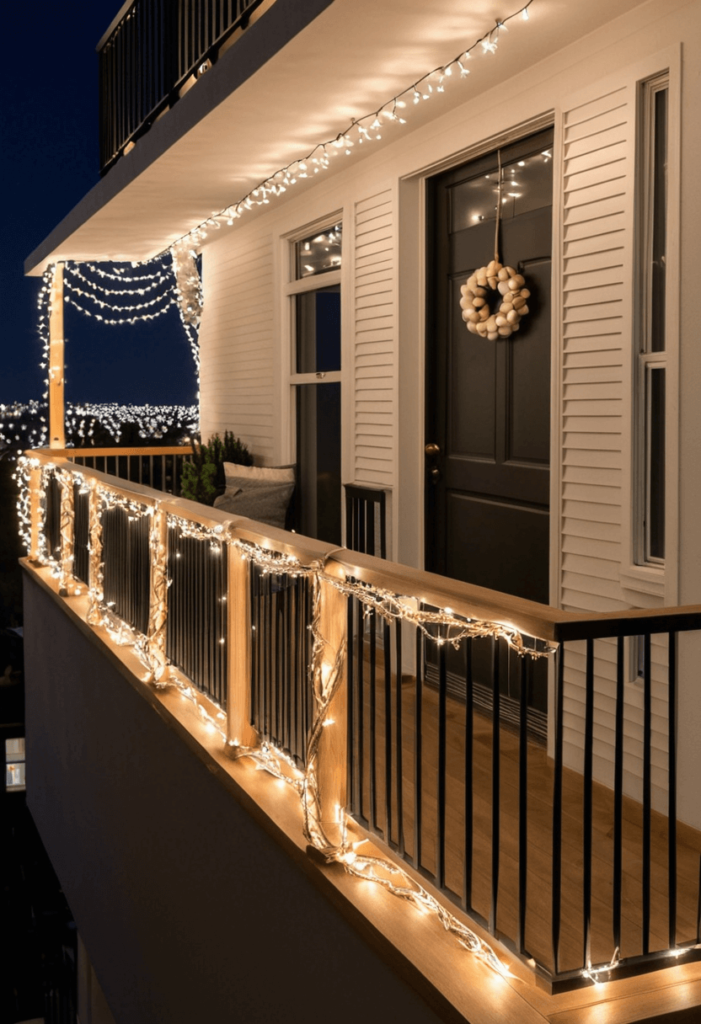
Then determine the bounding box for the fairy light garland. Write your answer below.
[230,542,518,979]
[29,2,534,419]
[35,252,202,399]
[18,467,551,979]
[65,263,172,295]
[158,0,535,255]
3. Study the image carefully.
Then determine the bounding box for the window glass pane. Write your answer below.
[296,285,341,374]
[648,367,665,560]
[296,382,341,545]
[5,737,26,791]
[295,224,342,278]
[450,148,553,233]
[650,88,668,353]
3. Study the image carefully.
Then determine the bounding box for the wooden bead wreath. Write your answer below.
[460,260,530,340]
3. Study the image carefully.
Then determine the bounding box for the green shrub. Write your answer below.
[180,431,252,505]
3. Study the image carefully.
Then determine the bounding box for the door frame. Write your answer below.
[397,112,560,600]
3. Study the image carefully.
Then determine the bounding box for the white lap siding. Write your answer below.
[558,75,669,808]
[353,188,397,490]
[199,228,275,462]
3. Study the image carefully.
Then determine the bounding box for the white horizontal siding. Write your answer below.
[557,78,669,808]
[199,230,275,461]
[353,189,396,490]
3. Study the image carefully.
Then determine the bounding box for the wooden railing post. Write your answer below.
[28,464,43,564]
[146,505,169,682]
[86,481,104,626]
[48,264,65,450]
[227,543,258,747]
[58,469,75,595]
[315,566,348,835]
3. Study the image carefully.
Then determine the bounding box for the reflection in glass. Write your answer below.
[648,366,665,561]
[295,224,342,278]
[296,286,341,374]
[450,149,553,233]
[650,88,667,353]
[296,382,341,545]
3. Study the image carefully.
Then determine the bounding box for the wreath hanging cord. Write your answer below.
[460,148,531,341]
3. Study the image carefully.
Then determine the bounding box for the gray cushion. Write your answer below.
[213,464,295,529]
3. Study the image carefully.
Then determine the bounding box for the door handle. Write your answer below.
[425,442,441,457]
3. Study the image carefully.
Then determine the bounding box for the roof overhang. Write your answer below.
[25,0,648,275]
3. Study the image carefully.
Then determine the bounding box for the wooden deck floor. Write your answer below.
[351,672,701,978]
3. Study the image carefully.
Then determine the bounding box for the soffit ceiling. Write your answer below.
[25,0,649,274]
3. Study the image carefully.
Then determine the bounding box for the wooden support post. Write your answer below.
[49,263,65,449]
[146,506,169,681]
[316,571,348,835]
[58,470,75,595]
[86,481,104,626]
[227,544,258,747]
[28,465,43,563]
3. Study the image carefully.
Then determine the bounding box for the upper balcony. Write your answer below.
[98,0,268,175]
[17,445,701,1023]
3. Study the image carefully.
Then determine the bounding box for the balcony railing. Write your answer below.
[98,0,265,174]
[20,446,701,993]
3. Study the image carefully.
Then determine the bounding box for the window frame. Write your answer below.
[282,217,344,543]
[634,73,669,570]
[620,52,680,605]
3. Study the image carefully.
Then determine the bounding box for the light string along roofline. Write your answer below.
[96,1,533,264]
[169,1,534,253]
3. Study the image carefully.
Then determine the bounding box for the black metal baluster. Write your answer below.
[583,638,595,968]
[273,579,280,745]
[395,619,404,858]
[437,638,447,891]
[613,636,625,953]
[642,632,652,955]
[369,607,378,832]
[250,567,258,732]
[265,573,273,743]
[552,644,565,975]
[384,620,392,844]
[347,591,355,815]
[668,630,677,948]
[414,622,423,870]
[356,597,365,821]
[518,653,529,953]
[490,637,500,935]
[463,637,474,912]
[291,578,299,760]
[284,577,291,756]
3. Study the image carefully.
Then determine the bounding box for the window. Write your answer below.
[635,75,668,566]
[5,737,26,791]
[289,224,342,544]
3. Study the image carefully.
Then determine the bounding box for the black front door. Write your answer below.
[426,128,553,720]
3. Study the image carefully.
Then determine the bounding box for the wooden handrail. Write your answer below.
[25,449,701,645]
[52,446,195,458]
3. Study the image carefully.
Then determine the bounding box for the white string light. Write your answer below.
[163,1,534,253]
[65,263,172,295]
[59,1,533,270]
[17,460,550,980]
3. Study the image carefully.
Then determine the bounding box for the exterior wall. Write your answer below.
[24,572,444,1024]
[198,0,701,826]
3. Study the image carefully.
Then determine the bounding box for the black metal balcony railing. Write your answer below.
[98,0,264,174]
[250,562,314,766]
[25,448,701,994]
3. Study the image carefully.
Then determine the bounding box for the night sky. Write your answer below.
[1,2,197,408]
